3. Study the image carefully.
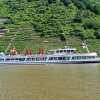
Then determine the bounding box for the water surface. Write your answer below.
[0,64,100,100]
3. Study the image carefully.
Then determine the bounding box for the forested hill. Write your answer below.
[0,0,100,40]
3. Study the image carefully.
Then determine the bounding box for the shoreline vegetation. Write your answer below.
[0,0,99,54]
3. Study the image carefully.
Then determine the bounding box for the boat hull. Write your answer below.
[0,60,100,65]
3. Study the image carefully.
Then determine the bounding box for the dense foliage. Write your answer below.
[0,0,100,40]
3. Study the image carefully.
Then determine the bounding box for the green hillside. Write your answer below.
[0,0,100,54]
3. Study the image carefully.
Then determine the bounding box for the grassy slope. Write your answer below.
[0,30,100,54]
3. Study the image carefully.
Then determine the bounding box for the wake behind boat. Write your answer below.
[0,46,100,64]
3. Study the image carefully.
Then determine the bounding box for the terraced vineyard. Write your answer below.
[0,28,100,54]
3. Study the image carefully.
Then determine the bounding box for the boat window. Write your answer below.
[6,58,25,61]
[6,58,14,61]
[6,58,10,61]
[72,57,74,60]
[71,50,74,52]
[92,56,95,58]
[19,58,25,61]
[76,56,81,59]
[56,50,59,53]
[86,56,91,59]
[87,56,95,59]
[72,56,96,60]
[62,57,66,60]
[72,56,77,60]
[64,50,66,52]
[49,51,54,54]
[44,57,47,60]
[49,57,65,60]
[58,57,63,60]
[27,58,33,61]
[36,57,40,61]
[40,58,43,60]
[77,56,89,59]
[60,50,63,53]
[31,58,35,61]
[11,58,16,60]
[53,57,58,60]
[87,56,91,59]
[40,57,47,61]
[66,57,70,60]
[82,56,86,59]
[27,58,35,61]
[67,50,70,53]
[15,58,19,60]
[35,57,47,61]
[92,56,95,59]
[0,58,4,61]
[49,57,53,60]
[39,57,46,61]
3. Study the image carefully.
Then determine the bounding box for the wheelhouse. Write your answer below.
[48,48,76,55]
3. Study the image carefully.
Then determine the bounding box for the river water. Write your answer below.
[0,64,100,100]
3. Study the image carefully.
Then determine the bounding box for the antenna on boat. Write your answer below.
[82,41,90,53]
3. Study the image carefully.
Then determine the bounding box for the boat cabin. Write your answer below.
[48,47,76,55]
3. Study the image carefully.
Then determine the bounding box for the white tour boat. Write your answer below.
[0,46,100,64]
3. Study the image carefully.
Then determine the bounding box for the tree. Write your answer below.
[83,17,100,30]
[61,0,71,6]
[27,0,32,2]
[59,33,66,41]
[71,0,86,9]
[94,3,100,15]
[4,0,27,12]
[48,0,56,4]
[82,0,90,9]
[71,29,83,37]
[95,29,100,39]
[80,29,95,39]
[73,10,82,23]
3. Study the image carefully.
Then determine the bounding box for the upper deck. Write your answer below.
[48,47,76,55]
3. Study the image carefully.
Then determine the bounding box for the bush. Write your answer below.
[70,29,82,36]
[95,30,100,39]
[82,0,90,9]
[71,0,86,9]
[83,22,100,30]
[59,33,66,41]
[87,2,100,15]
[80,30,95,39]
[61,0,71,6]
[48,0,56,4]
[94,3,100,15]
[40,33,45,38]
[73,10,82,23]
